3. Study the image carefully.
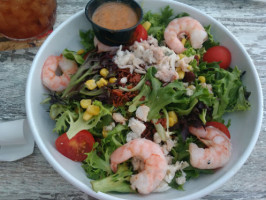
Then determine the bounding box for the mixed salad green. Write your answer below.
[43,6,250,194]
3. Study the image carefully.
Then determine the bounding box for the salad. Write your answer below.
[41,6,250,194]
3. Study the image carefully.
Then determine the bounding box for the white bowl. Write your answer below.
[26,0,263,199]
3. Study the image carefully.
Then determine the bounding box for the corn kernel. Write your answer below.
[181,38,186,45]
[179,54,185,59]
[169,118,175,127]
[187,65,192,71]
[176,67,182,72]
[168,111,178,124]
[102,129,108,138]
[80,99,92,109]
[96,78,108,88]
[83,111,93,121]
[178,71,185,80]
[85,79,97,90]
[100,68,109,78]
[87,105,100,116]
[109,77,117,83]
[188,85,196,90]
[77,49,85,55]
[142,21,151,31]
[198,76,206,83]
[196,54,201,59]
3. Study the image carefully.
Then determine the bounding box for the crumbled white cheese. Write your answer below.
[105,122,115,131]
[183,82,189,87]
[112,113,127,125]
[128,118,146,136]
[200,82,213,94]
[103,122,115,133]
[186,85,196,96]
[154,161,189,192]
[136,105,150,122]
[167,139,176,151]
[120,77,128,84]
[161,138,177,155]
[126,131,140,142]
[164,165,178,183]
[176,171,187,185]
[165,155,174,165]
[153,132,162,144]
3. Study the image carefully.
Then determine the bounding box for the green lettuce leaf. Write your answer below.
[62,49,84,65]
[82,124,129,182]
[66,100,113,139]
[203,25,220,50]
[79,29,95,51]
[145,67,185,120]
[90,163,134,193]
[199,63,250,120]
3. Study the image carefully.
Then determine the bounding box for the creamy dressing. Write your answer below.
[92,2,138,30]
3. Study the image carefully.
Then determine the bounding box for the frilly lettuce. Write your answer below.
[82,124,132,193]
[66,100,113,139]
[198,62,250,121]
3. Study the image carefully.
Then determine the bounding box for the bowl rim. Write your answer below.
[26,0,263,199]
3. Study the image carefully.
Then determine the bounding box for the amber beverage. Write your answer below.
[0,0,57,40]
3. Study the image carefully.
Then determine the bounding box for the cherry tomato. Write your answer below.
[55,130,95,161]
[206,121,231,139]
[130,24,148,43]
[203,46,231,69]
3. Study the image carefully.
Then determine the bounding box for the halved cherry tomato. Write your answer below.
[206,121,231,139]
[55,130,95,161]
[203,46,231,69]
[130,24,148,43]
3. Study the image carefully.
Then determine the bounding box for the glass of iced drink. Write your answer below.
[0,0,57,40]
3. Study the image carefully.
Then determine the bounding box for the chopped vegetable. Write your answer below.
[66,101,113,139]
[203,46,232,69]
[55,130,95,161]
[130,24,148,43]
[90,163,133,193]
[142,21,151,31]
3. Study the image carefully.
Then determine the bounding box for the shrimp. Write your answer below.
[41,55,78,92]
[164,16,208,54]
[110,138,167,194]
[188,126,232,169]
[94,37,119,53]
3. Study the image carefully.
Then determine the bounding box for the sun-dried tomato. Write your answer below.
[141,122,156,141]
[117,69,130,79]
[112,89,123,96]
[139,96,146,101]
[155,118,167,129]
[116,68,143,87]
[110,89,139,107]
[129,73,141,85]
[145,80,151,86]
